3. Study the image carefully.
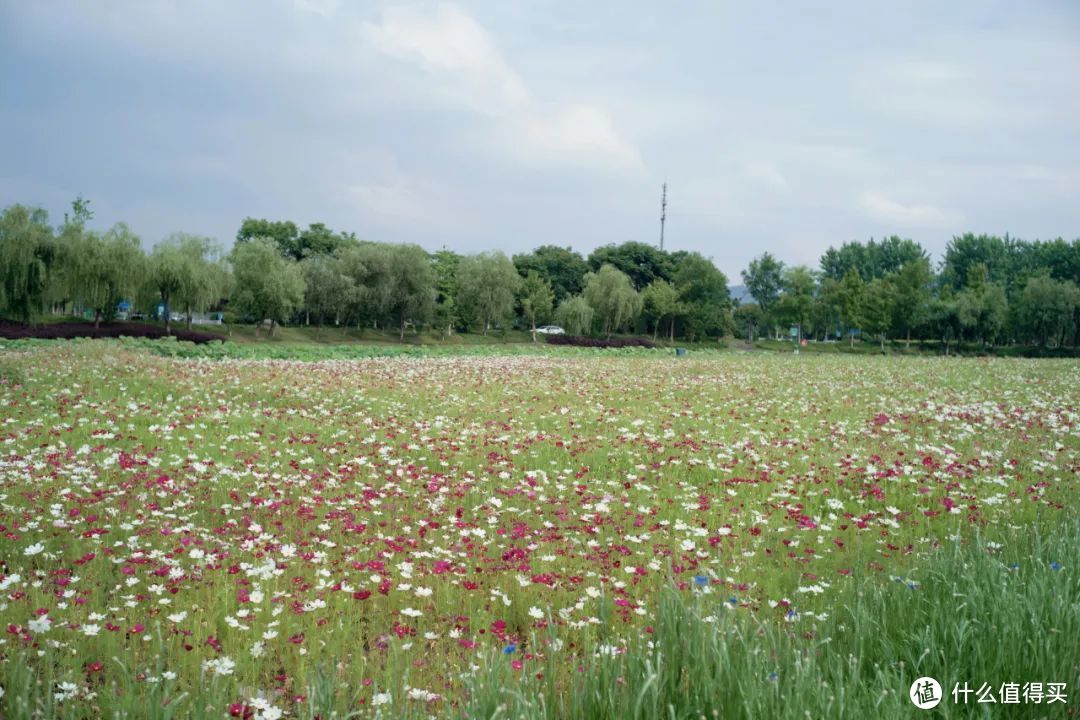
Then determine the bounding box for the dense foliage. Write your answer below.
[2,199,1078,347]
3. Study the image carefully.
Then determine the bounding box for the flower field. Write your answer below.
[0,343,1077,719]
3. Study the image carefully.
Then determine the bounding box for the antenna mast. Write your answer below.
[659,181,667,251]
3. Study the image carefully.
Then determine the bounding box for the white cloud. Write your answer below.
[364,4,528,106]
[294,0,340,17]
[743,162,788,192]
[860,191,959,227]
[362,3,642,173]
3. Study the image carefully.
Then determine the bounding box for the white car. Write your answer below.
[536,325,565,335]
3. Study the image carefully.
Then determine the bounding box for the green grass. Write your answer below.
[3,517,1075,719]
[455,518,1080,720]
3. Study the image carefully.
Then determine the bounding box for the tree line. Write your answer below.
[738,235,1080,350]
[2,199,1078,348]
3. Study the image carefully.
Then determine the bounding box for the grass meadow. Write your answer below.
[0,342,1076,718]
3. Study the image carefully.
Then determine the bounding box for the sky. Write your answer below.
[1,1,1078,280]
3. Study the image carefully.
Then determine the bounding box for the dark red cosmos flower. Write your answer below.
[228,703,254,719]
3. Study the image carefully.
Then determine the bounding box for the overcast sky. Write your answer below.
[2,1,1078,279]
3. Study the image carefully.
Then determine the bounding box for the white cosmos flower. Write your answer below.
[81,624,101,636]
[24,543,45,556]
[202,657,235,676]
[372,692,392,706]
[528,606,544,619]
[29,616,52,633]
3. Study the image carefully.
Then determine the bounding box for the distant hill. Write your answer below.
[729,284,755,305]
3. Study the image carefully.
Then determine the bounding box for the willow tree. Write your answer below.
[555,295,594,336]
[583,264,641,338]
[230,237,305,337]
[0,204,56,323]
[174,234,229,329]
[92,224,146,327]
[641,278,681,341]
[458,251,521,335]
[518,271,554,340]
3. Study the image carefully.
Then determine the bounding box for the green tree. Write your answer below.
[587,242,672,291]
[149,243,187,334]
[733,303,764,344]
[862,277,894,350]
[821,236,927,282]
[236,218,301,259]
[641,279,682,342]
[1016,276,1080,347]
[340,243,435,339]
[458,252,521,335]
[63,195,94,228]
[930,290,960,355]
[0,204,57,324]
[1027,238,1080,284]
[942,233,1012,291]
[889,258,933,348]
[671,252,731,341]
[377,244,436,340]
[431,249,462,337]
[773,265,816,342]
[171,234,229,330]
[518,271,555,340]
[229,237,305,337]
[301,254,354,336]
[957,264,1010,346]
[837,268,866,346]
[296,223,356,258]
[93,224,146,327]
[583,264,642,338]
[814,277,843,341]
[741,253,784,319]
[555,295,594,336]
[977,283,1009,346]
[512,246,589,303]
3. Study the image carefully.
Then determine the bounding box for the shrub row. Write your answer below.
[544,334,657,349]
[0,320,221,344]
